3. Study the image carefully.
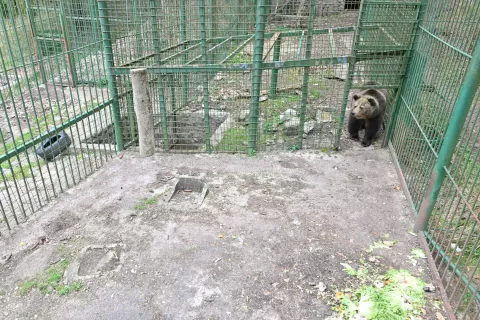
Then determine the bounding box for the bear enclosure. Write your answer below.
[1,0,480,317]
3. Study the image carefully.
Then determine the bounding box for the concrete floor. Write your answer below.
[0,149,445,319]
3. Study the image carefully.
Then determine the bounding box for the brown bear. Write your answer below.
[348,86,387,147]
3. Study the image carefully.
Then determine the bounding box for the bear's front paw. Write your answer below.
[350,135,360,141]
[361,140,372,147]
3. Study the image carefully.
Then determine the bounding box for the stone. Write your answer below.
[280,109,298,123]
[316,110,334,123]
[304,121,316,134]
[213,73,223,81]
[236,110,250,122]
[259,95,269,102]
[196,85,203,91]
[284,117,300,136]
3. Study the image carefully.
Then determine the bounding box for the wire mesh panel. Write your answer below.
[387,0,480,317]
[104,0,362,153]
[0,0,116,235]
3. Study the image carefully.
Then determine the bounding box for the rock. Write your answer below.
[236,110,250,122]
[259,95,268,102]
[197,96,203,103]
[317,282,327,292]
[316,110,334,123]
[282,109,298,122]
[304,120,316,134]
[213,73,223,81]
[196,85,203,91]
[424,283,436,293]
[0,253,12,265]
[265,139,275,145]
[284,117,300,136]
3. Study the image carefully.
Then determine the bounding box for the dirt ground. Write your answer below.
[0,148,447,319]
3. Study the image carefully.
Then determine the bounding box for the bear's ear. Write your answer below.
[368,98,377,106]
[353,94,360,101]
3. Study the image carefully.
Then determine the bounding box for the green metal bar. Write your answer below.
[415,35,480,231]
[0,100,112,164]
[199,0,212,153]
[180,0,188,106]
[297,0,316,148]
[423,231,480,301]
[114,52,407,75]
[88,0,99,43]
[296,31,305,60]
[248,0,266,154]
[208,0,214,40]
[149,0,169,150]
[328,28,336,56]
[220,35,255,64]
[133,0,143,57]
[98,0,124,151]
[269,35,281,98]
[188,37,232,65]
[384,0,428,145]
[58,2,77,87]
[25,0,47,85]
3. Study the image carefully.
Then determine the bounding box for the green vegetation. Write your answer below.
[338,269,426,319]
[1,159,45,181]
[19,259,83,296]
[134,196,158,211]
[229,52,251,64]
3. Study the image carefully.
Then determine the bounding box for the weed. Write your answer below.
[229,53,251,64]
[19,258,81,296]
[290,144,300,152]
[134,196,158,211]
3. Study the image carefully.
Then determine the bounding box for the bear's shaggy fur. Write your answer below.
[348,86,387,147]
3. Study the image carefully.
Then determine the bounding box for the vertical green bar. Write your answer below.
[334,0,366,149]
[199,0,212,152]
[180,0,188,106]
[59,1,77,87]
[385,0,428,145]
[133,0,143,57]
[297,0,316,148]
[248,0,266,155]
[415,35,480,231]
[25,0,47,85]
[208,0,214,40]
[97,0,124,151]
[126,81,137,142]
[89,0,99,43]
[269,35,281,98]
[149,0,169,150]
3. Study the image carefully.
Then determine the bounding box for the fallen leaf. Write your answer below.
[335,291,343,300]
[218,234,224,238]
[395,185,401,191]
[409,230,417,236]
[384,233,390,238]
[412,248,427,259]
[436,312,445,320]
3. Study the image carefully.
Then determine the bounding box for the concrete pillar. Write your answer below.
[131,68,155,156]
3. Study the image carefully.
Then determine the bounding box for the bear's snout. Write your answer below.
[351,112,355,116]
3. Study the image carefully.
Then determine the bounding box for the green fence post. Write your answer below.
[297,0,316,148]
[248,0,266,155]
[414,35,480,232]
[199,0,212,152]
[98,0,124,151]
[384,0,428,146]
[269,35,281,99]
[149,0,169,150]
[180,0,188,106]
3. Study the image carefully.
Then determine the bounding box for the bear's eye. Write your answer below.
[360,106,364,110]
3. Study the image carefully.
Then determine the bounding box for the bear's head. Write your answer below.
[351,95,379,119]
